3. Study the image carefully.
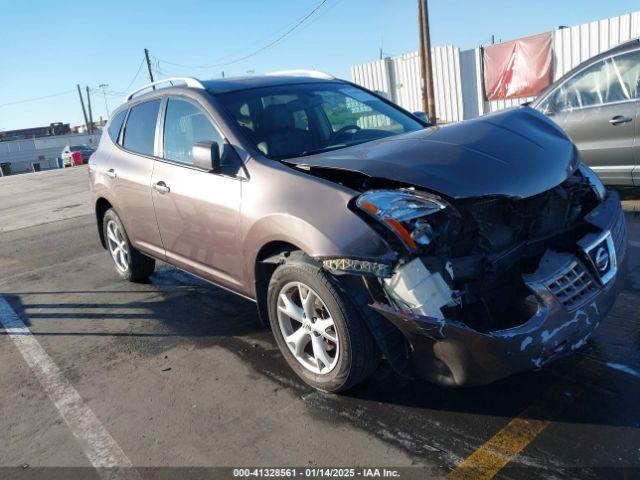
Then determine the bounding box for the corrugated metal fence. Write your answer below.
[351,11,640,123]
[351,46,463,123]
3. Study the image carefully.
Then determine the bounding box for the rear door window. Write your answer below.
[108,110,127,143]
[122,99,161,156]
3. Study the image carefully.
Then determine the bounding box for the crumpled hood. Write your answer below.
[287,106,579,199]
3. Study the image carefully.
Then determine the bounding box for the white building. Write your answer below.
[0,132,101,175]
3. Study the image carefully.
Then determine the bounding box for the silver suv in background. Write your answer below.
[533,38,640,186]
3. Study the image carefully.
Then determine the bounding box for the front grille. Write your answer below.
[611,203,627,263]
[544,260,599,310]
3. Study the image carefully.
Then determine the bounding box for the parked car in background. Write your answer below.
[62,145,95,167]
[90,73,626,393]
[533,38,640,186]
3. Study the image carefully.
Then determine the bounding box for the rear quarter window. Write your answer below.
[122,99,161,156]
[107,110,127,143]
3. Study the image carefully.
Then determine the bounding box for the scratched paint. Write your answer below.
[540,310,586,343]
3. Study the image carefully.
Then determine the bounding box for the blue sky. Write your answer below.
[1,0,639,130]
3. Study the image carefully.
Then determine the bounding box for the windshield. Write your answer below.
[218,82,424,159]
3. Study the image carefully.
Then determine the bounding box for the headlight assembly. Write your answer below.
[356,189,451,251]
[578,163,606,201]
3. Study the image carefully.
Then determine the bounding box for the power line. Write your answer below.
[0,90,75,109]
[157,0,334,70]
[155,0,329,69]
[123,57,146,92]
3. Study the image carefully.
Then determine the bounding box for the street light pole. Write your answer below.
[99,84,110,117]
[418,0,436,122]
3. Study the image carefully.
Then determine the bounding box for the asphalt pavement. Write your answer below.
[1,167,639,479]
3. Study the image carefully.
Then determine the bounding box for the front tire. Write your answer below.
[267,255,380,393]
[103,208,155,282]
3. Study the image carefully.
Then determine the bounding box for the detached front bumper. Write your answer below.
[372,191,628,386]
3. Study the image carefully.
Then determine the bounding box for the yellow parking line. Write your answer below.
[446,385,581,480]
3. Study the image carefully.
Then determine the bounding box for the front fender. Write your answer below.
[240,159,396,296]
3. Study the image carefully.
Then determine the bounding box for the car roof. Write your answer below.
[202,75,344,95]
[578,36,640,65]
[122,74,347,106]
[113,73,350,115]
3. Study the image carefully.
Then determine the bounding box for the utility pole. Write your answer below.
[99,83,110,116]
[418,0,436,122]
[76,84,90,134]
[144,48,155,89]
[86,86,94,134]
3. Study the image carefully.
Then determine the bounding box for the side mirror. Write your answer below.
[412,111,430,124]
[192,141,221,171]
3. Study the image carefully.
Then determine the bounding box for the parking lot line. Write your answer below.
[446,385,581,479]
[0,296,140,480]
[629,240,640,249]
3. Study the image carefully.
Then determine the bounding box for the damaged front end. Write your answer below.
[324,167,628,386]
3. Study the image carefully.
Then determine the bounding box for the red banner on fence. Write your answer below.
[483,32,553,101]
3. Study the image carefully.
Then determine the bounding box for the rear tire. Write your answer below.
[267,254,380,393]
[102,208,155,282]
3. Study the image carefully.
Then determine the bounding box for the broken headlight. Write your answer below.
[356,189,448,252]
[578,163,605,201]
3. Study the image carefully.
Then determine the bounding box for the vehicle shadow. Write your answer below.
[1,266,262,341]
[2,265,639,444]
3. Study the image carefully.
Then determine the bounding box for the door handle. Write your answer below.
[152,181,170,194]
[609,115,632,126]
[104,168,117,179]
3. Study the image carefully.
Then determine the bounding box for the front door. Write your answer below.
[151,96,244,291]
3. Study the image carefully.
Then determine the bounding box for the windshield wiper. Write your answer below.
[270,145,345,160]
[298,145,347,157]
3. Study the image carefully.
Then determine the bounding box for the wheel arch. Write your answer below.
[253,241,312,327]
[95,197,113,249]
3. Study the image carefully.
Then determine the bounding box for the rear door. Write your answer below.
[151,96,244,291]
[545,50,640,186]
[107,99,165,257]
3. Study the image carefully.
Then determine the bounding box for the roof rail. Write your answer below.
[125,77,205,101]
[265,69,334,80]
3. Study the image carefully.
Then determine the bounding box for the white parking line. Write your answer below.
[0,296,140,480]
[629,240,640,249]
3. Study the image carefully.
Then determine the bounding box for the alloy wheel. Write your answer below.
[106,220,130,273]
[276,281,340,374]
